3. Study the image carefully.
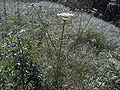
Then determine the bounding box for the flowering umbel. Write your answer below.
[57,12,74,21]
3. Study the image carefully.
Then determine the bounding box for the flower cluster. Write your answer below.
[57,12,74,21]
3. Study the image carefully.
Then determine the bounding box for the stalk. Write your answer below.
[55,20,66,89]
[59,20,65,58]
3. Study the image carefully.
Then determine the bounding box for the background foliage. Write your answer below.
[0,0,120,89]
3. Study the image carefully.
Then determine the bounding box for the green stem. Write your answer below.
[55,20,65,89]
[59,20,65,58]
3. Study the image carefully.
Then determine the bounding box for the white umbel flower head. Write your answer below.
[57,12,74,21]
[57,12,74,18]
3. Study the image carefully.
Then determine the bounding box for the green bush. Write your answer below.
[0,29,48,89]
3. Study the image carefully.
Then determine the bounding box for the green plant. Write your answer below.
[0,31,48,89]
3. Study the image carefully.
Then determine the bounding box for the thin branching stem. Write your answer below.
[54,20,66,89]
[59,20,65,58]
[33,6,57,55]
[80,17,91,36]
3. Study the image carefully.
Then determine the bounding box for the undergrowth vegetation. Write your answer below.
[0,1,120,89]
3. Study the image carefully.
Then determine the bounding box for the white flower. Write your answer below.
[57,12,74,18]
[57,13,74,21]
